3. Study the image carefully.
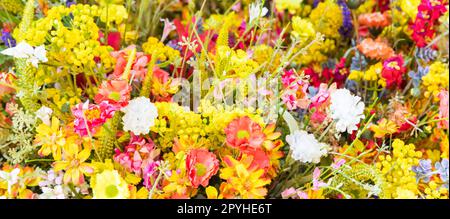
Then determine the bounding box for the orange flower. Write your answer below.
[357,38,395,60]
[224,116,265,152]
[358,12,390,28]
[94,79,131,107]
[0,72,15,97]
[186,149,219,188]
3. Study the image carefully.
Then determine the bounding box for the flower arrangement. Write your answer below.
[0,0,448,200]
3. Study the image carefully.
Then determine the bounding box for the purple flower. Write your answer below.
[412,159,433,183]
[66,0,76,7]
[1,30,16,48]
[435,159,449,189]
[337,0,353,39]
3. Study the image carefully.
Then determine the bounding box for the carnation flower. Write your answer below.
[121,97,158,135]
[186,149,219,188]
[357,38,395,60]
[330,89,365,133]
[285,130,328,163]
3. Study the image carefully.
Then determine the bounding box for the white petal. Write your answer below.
[34,45,48,62]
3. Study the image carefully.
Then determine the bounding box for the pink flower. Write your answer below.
[438,90,449,129]
[72,101,117,137]
[160,18,176,42]
[94,79,131,108]
[143,161,161,189]
[310,83,334,108]
[281,69,298,90]
[224,116,265,152]
[186,149,219,188]
[281,187,297,199]
[331,158,346,169]
[312,167,327,191]
[111,45,150,81]
[114,135,160,176]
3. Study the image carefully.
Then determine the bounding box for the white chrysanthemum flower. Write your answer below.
[121,97,158,135]
[35,106,53,126]
[286,130,328,163]
[0,41,48,68]
[330,89,365,134]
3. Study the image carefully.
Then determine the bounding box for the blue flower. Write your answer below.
[408,65,429,88]
[435,159,449,189]
[412,159,433,183]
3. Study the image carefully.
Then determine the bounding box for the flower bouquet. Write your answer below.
[0,0,448,199]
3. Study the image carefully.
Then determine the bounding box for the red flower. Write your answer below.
[186,149,219,188]
[381,55,406,88]
[94,79,131,107]
[98,31,121,51]
[410,0,447,48]
[224,116,266,152]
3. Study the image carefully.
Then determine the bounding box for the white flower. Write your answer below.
[35,106,53,126]
[121,97,158,135]
[0,41,48,68]
[39,185,66,199]
[249,0,268,24]
[286,130,328,163]
[330,89,365,134]
[0,168,21,194]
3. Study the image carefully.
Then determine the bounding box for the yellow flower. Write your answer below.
[399,0,421,19]
[395,188,417,199]
[53,144,95,185]
[309,0,343,38]
[91,170,130,199]
[426,149,441,163]
[291,16,316,46]
[376,139,421,198]
[34,117,66,160]
[275,0,303,14]
[219,155,271,199]
[370,119,398,138]
[422,61,449,100]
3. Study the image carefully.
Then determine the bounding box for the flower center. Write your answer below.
[237,130,250,140]
[195,163,207,177]
[387,62,400,70]
[108,92,121,101]
[105,185,119,198]
[84,108,100,121]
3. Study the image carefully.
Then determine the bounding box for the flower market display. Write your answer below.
[0,0,449,199]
